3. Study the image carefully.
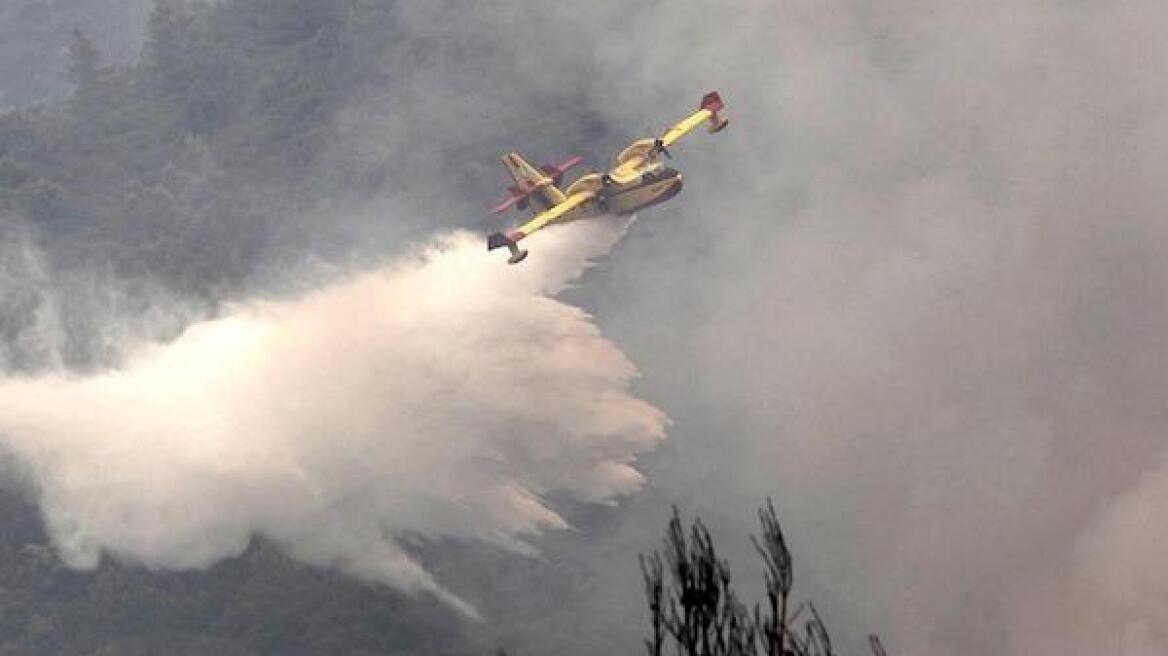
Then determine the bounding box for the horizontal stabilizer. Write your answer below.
[539,155,584,186]
[492,152,579,214]
[490,192,530,215]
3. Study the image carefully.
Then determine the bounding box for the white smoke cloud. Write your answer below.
[0,217,666,615]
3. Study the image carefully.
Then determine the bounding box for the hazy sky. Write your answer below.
[465,2,1168,654]
[3,2,1168,655]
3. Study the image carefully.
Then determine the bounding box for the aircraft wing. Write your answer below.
[608,91,729,185]
[661,93,723,147]
[489,190,594,255]
[512,190,594,239]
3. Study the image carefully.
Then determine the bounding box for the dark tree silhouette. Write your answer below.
[753,498,793,656]
[649,507,756,656]
[641,501,887,656]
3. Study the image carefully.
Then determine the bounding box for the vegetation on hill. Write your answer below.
[0,0,150,107]
[0,0,602,366]
[636,502,886,656]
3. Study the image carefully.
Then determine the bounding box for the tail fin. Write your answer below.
[501,152,567,210]
[493,154,582,215]
[502,152,546,188]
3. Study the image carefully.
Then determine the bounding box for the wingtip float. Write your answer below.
[486,91,729,264]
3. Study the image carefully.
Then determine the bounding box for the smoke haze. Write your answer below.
[426,2,1168,654]
[0,219,665,616]
[1,1,1167,654]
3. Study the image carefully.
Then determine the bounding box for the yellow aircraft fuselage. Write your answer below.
[488,91,727,263]
[560,166,683,221]
[606,168,682,214]
[598,168,684,215]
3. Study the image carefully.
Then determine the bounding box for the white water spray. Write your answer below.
[0,218,665,614]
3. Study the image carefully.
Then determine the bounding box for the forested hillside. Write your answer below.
[0,0,150,107]
[0,485,470,654]
[0,0,604,369]
[0,1,605,653]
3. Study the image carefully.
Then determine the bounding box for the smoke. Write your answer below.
[390,2,1168,654]
[2,1,1166,653]
[0,217,666,615]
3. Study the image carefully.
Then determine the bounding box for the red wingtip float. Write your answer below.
[701,91,730,133]
[486,91,729,264]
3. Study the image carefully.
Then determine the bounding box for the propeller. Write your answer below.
[646,125,672,160]
[597,172,614,211]
[653,137,673,159]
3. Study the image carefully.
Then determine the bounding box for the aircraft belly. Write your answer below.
[609,177,683,215]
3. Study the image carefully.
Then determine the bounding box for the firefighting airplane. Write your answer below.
[486,91,729,264]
